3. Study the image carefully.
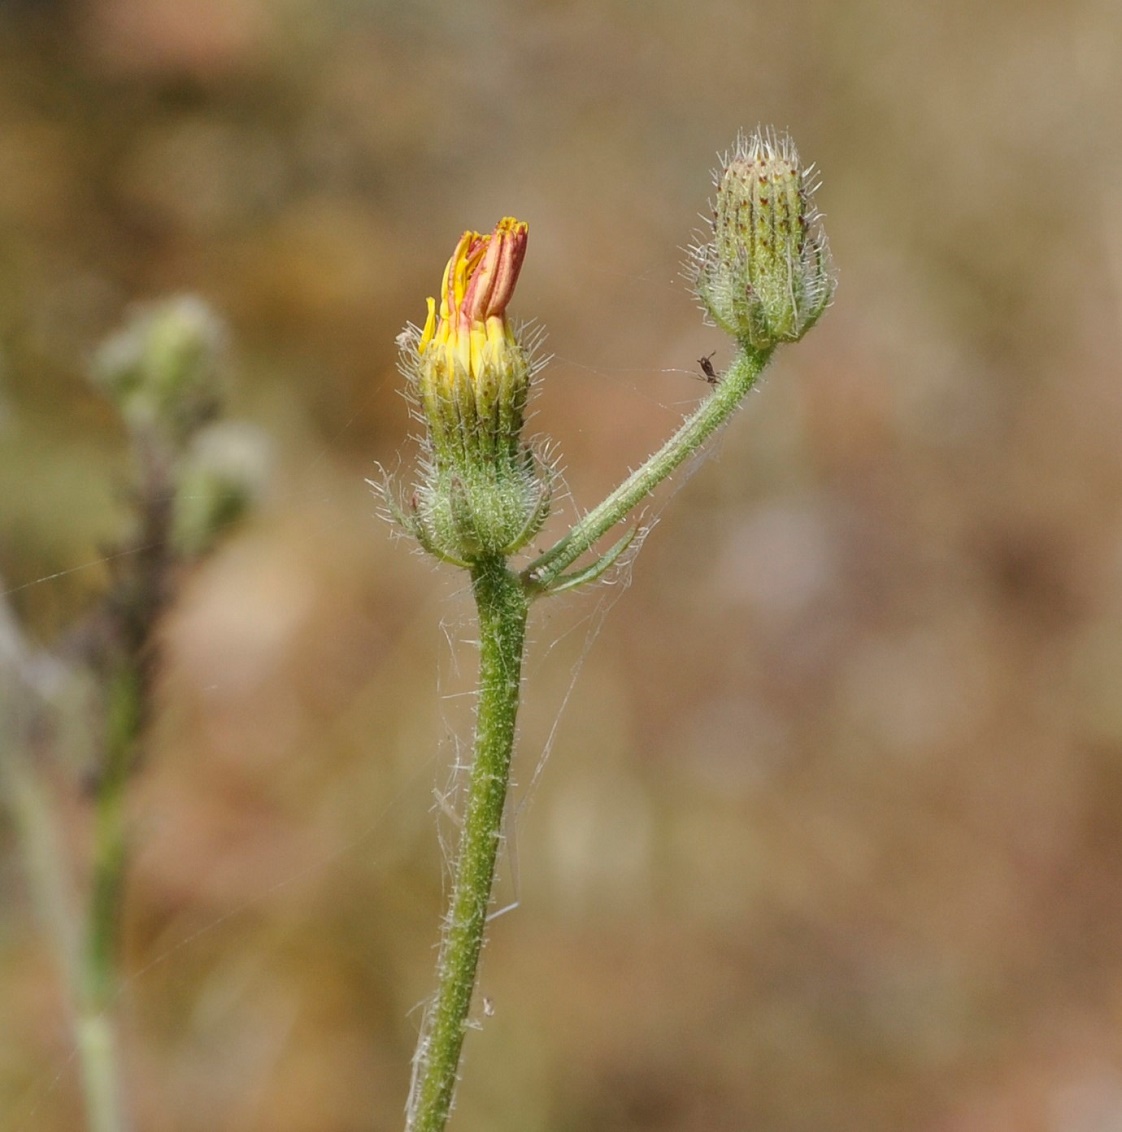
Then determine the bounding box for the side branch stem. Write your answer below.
[406,555,529,1132]
[523,344,772,592]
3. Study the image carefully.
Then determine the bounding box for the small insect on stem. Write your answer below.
[698,352,719,385]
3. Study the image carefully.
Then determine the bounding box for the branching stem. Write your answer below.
[523,344,773,593]
[404,345,776,1132]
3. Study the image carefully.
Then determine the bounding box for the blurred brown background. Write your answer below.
[3,0,1122,1129]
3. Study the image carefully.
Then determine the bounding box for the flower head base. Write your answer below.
[692,129,834,352]
[392,217,551,564]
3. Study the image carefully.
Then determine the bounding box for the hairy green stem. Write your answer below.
[407,555,529,1132]
[523,344,773,593]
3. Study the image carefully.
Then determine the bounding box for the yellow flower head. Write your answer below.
[418,216,528,393]
[399,216,549,562]
[413,217,531,469]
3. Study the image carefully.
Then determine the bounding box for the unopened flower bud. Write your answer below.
[692,129,834,352]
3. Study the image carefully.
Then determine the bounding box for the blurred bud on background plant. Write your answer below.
[171,421,270,558]
[83,295,265,675]
[691,129,834,351]
[91,295,225,443]
[388,217,552,566]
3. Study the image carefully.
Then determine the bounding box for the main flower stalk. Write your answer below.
[406,556,528,1132]
[398,219,544,1132]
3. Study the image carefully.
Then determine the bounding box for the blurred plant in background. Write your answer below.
[3,296,268,1132]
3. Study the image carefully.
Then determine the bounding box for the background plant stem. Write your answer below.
[0,756,129,1132]
[72,663,140,1132]
[1,661,132,1132]
[406,555,529,1132]
[73,439,171,1132]
[74,1013,127,1132]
